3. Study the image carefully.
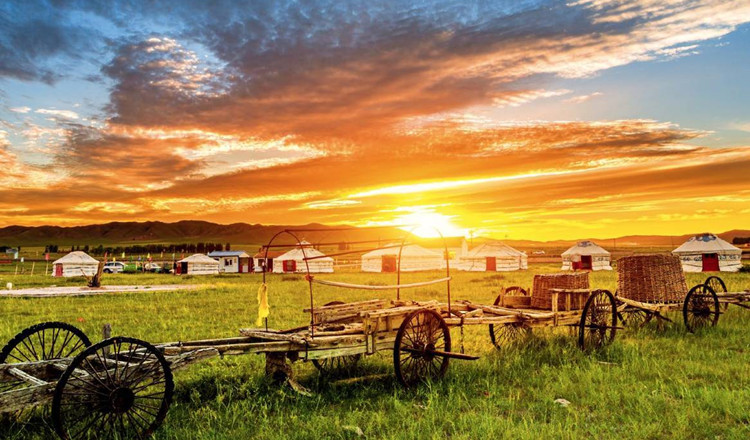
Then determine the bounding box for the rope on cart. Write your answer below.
[311,277,452,290]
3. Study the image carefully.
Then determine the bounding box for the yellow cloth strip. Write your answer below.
[256,283,270,326]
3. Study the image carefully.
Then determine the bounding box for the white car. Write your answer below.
[103,261,126,273]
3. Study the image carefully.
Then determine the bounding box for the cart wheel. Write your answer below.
[705,276,728,312]
[683,284,720,333]
[622,309,653,328]
[578,290,617,350]
[393,309,451,388]
[0,322,91,394]
[52,337,174,440]
[489,287,531,348]
[0,321,91,364]
[312,354,362,376]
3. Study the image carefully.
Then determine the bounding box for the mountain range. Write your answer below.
[0,220,746,248]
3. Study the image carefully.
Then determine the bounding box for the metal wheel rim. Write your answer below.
[579,290,617,350]
[393,310,451,388]
[0,322,91,394]
[52,336,173,440]
[683,284,720,333]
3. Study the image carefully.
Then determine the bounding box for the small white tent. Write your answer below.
[361,244,443,273]
[458,242,527,271]
[52,251,99,277]
[177,254,220,275]
[672,233,742,272]
[561,241,612,271]
[273,241,334,273]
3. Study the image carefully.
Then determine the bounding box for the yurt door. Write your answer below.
[485,257,496,271]
[382,255,397,272]
[702,254,719,272]
[580,255,592,270]
[283,260,296,272]
[180,262,189,274]
[54,264,63,277]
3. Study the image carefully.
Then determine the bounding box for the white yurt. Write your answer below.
[52,251,100,277]
[561,241,612,271]
[458,241,527,271]
[273,241,334,273]
[672,233,742,272]
[177,254,220,275]
[361,244,444,273]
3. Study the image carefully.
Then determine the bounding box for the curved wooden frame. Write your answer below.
[259,225,453,335]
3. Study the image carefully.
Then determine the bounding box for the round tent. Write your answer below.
[273,241,334,274]
[458,241,527,272]
[561,241,612,271]
[52,251,100,277]
[176,254,220,275]
[672,233,742,272]
[361,244,443,273]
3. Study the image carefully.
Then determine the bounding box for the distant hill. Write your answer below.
[0,221,406,247]
[0,220,746,249]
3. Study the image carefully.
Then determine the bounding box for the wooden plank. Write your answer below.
[0,383,55,414]
[7,367,47,386]
[616,296,679,313]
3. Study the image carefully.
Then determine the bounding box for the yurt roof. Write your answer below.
[253,250,286,259]
[464,241,524,258]
[561,241,610,257]
[53,251,99,265]
[276,244,333,261]
[362,244,442,258]
[672,233,741,255]
[178,254,220,264]
[207,251,250,258]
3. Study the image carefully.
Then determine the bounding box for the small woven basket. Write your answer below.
[616,254,686,303]
[530,273,589,310]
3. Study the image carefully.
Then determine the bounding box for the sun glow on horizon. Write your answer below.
[396,211,468,238]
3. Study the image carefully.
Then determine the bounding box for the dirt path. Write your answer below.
[0,284,199,298]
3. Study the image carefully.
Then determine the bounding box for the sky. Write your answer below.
[0,0,749,240]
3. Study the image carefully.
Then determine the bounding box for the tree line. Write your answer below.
[44,243,232,256]
[732,237,750,245]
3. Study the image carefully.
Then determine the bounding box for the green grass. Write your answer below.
[1,267,749,439]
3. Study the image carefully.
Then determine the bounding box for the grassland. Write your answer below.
[1,267,748,439]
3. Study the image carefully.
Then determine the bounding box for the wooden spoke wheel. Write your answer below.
[683,284,720,333]
[622,308,653,328]
[52,337,174,440]
[393,309,451,388]
[312,355,362,376]
[489,287,531,348]
[0,322,91,394]
[578,290,617,350]
[705,276,728,312]
[312,301,362,376]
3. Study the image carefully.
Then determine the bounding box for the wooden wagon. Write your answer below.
[613,254,731,332]
[1,228,618,439]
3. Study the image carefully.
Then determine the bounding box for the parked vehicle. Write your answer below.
[102,261,126,273]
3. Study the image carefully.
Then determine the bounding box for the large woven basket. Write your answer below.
[530,273,589,310]
[616,254,686,303]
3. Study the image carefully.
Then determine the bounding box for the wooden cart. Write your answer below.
[0,321,216,440]
[0,228,618,439]
[613,254,728,332]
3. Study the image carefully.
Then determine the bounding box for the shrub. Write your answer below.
[739,264,750,273]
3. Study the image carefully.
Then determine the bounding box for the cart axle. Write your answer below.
[400,347,479,361]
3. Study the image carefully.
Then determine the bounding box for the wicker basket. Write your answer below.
[530,273,589,310]
[616,254,686,303]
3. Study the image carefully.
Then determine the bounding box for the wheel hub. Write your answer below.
[109,387,136,413]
